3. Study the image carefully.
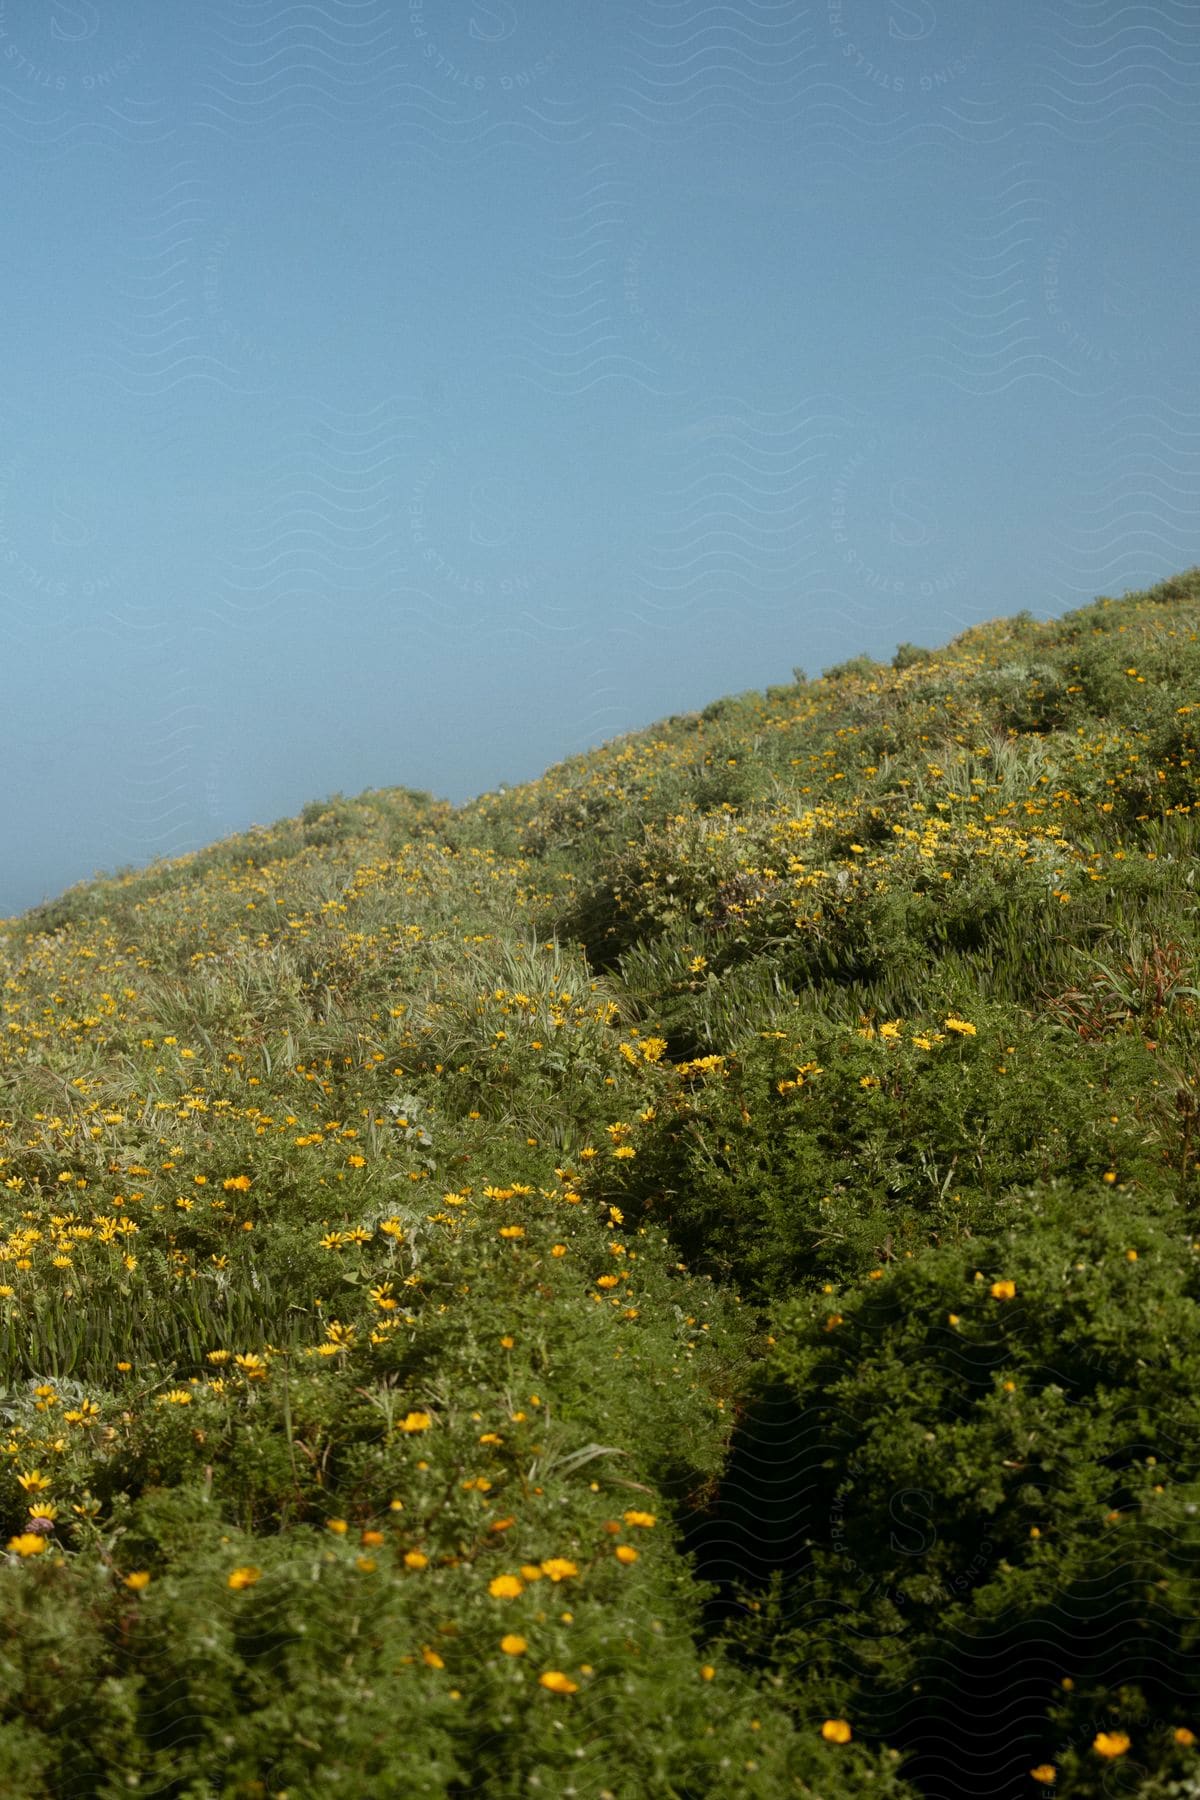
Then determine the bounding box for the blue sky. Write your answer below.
[3,0,1199,915]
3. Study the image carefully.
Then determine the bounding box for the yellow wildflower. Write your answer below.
[539,1670,579,1694]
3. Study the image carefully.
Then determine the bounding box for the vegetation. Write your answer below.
[3,567,1200,1796]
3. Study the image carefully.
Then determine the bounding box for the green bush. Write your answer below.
[751,1181,1200,1794]
[585,1005,1169,1296]
[891,643,933,671]
[822,654,884,683]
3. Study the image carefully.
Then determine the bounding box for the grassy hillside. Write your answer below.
[4,567,1200,1798]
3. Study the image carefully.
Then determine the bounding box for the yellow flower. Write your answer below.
[1175,1728,1196,1747]
[422,1646,444,1668]
[624,1510,656,1528]
[1030,1766,1056,1785]
[821,1719,852,1744]
[499,1226,525,1239]
[539,1670,579,1694]
[124,1571,152,1591]
[17,1470,51,1494]
[701,1664,716,1681]
[944,1018,976,1036]
[551,1244,567,1258]
[400,1411,432,1433]
[615,1545,638,1564]
[489,1574,524,1598]
[222,1175,252,1192]
[500,1633,527,1655]
[540,1558,578,1582]
[8,1534,47,1557]
[227,1565,261,1590]
[404,1550,428,1570]
[326,1519,348,1535]
[1093,1732,1131,1758]
[990,1279,1017,1301]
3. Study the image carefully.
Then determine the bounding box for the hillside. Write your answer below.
[3,567,1200,1798]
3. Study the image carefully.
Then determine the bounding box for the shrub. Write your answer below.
[750,1182,1200,1795]
[891,643,933,671]
[822,653,884,683]
[584,1005,1167,1296]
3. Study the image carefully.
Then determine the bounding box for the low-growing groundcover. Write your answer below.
[3,569,1200,1796]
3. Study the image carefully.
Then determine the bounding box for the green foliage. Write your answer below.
[4,568,1200,1792]
[822,653,885,682]
[584,1005,1172,1295]
[756,1182,1200,1793]
[891,643,933,671]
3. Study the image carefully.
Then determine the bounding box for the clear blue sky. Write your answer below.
[3,1,1199,915]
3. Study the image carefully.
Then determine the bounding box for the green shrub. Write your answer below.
[891,643,933,671]
[585,1006,1168,1296]
[822,654,884,683]
[751,1181,1200,1794]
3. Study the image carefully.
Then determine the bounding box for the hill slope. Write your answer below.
[3,568,1200,1797]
